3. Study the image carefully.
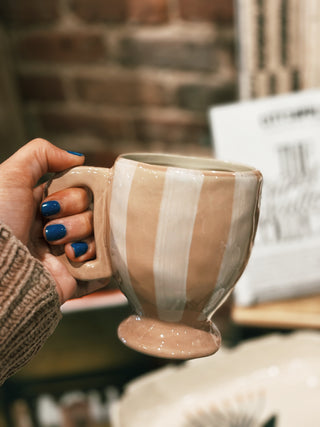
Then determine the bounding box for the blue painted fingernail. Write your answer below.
[71,242,88,258]
[41,200,61,217]
[67,150,84,156]
[45,224,66,241]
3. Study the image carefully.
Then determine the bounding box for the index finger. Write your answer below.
[41,187,92,218]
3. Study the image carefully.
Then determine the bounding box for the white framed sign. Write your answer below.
[209,89,320,305]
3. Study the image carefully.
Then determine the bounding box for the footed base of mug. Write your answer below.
[117,315,221,359]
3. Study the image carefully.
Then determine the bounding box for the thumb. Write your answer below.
[5,139,85,186]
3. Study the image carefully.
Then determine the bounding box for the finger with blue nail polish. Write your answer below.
[71,241,88,258]
[67,150,84,157]
[45,224,66,242]
[44,211,93,245]
[65,238,95,262]
[41,188,91,219]
[41,200,61,217]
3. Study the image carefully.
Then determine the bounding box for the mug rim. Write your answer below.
[120,152,259,174]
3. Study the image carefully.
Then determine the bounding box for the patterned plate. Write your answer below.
[111,332,320,427]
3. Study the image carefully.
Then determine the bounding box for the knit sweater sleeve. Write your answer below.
[0,222,62,385]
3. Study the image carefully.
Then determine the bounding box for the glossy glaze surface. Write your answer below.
[47,153,262,359]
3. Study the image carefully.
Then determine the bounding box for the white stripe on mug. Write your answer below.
[154,168,204,322]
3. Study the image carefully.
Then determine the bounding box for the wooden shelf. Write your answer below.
[232,294,320,329]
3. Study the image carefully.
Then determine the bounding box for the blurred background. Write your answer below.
[0,0,235,162]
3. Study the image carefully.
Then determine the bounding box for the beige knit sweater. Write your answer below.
[0,222,62,385]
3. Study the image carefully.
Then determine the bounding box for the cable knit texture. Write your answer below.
[0,222,62,385]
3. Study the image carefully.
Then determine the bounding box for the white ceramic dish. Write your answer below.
[111,331,320,426]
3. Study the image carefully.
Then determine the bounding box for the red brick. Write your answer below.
[127,0,168,24]
[17,31,106,63]
[1,0,59,25]
[119,37,217,72]
[39,110,134,141]
[176,82,237,111]
[38,109,209,146]
[74,75,171,106]
[69,0,168,24]
[69,0,126,22]
[179,0,234,23]
[134,115,209,144]
[19,74,65,101]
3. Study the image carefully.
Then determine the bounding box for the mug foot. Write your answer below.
[117,315,221,359]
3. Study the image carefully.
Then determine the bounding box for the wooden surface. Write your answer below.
[232,294,320,329]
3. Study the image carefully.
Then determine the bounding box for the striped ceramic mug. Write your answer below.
[47,153,262,359]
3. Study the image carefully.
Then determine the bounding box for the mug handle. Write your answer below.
[45,166,113,280]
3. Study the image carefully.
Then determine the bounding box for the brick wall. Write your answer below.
[1,0,236,157]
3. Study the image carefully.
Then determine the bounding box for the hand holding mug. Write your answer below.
[0,139,94,305]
